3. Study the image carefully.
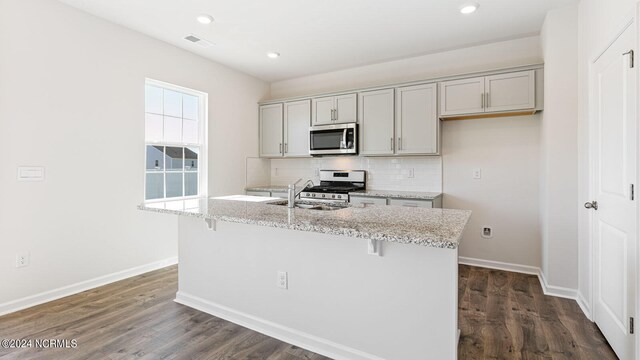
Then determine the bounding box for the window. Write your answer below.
[144,79,207,201]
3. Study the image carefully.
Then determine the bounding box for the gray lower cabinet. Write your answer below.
[246,190,271,197]
[349,196,388,206]
[246,190,288,198]
[270,191,288,198]
[350,195,442,208]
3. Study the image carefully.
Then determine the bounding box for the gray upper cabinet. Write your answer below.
[260,101,311,158]
[359,89,395,156]
[359,84,439,156]
[312,93,357,125]
[439,70,536,118]
[283,100,311,157]
[439,76,485,116]
[396,83,438,155]
[484,71,536,112]
[259,103,284,157]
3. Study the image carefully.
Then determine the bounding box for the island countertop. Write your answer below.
[139,197,471,249]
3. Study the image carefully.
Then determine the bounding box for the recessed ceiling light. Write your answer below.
[197,14,214,24]
[267,52,280,59]
[459,2,479,14]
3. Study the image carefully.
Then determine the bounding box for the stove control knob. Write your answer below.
[305,193,310,197]
[337,195,342,199]
[332,195,335,198]
[322,194,326,198]
[312,193,316,197]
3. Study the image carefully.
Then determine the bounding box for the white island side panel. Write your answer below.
[176,216,458,360]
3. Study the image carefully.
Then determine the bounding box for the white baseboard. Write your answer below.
[537,268,579,300]
[576,291,593,320]
[459,256,588,316]
[175,291,386,360]
[458,256,540,275]
[0,257,178,317]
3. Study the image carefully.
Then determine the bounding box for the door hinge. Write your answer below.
[631,317,635,334]
[632,184,635,201]
[623,50,635,68]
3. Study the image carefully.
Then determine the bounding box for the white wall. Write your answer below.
[0,0,268,311]
[576,0,637,315]
[539,5,579,291]
[271,36,542,99]
[442,116,541,267]
[269,36,544,268]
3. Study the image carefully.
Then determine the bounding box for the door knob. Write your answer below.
[584,201,598,210]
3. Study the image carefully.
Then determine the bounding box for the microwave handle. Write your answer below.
[342,129,347,149]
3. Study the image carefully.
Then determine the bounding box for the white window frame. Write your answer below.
[144,78,208,203]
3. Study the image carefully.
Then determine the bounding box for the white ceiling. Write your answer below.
[57,0,574,82]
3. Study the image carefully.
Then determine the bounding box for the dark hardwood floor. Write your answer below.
[458,265,617,359]
[0,265,616,360]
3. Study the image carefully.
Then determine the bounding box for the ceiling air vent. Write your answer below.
[183,34,214,48]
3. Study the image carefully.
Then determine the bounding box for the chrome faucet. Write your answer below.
[288,178,314,208]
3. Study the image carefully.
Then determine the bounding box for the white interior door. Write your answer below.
[591,22,636,360]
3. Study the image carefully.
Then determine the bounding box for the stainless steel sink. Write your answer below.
[268,200,349,211]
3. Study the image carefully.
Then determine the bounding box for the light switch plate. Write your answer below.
[17,167,45,182]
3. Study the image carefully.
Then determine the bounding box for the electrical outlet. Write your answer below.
[16,252,29,268]
[407,168,415,178]
[277,271,288,289]
[473,168,482,180]
[481,227,493,239]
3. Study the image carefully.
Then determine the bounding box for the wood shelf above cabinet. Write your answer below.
[440,109,539,121]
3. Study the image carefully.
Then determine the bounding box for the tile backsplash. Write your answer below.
[266,156,442,192]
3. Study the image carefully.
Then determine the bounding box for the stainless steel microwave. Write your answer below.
[309,123,358,156]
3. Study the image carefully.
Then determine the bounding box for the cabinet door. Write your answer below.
[259,103,283,157]
[349,196,388,205]
[312,96,334,125]
[359,89,395,156]
[388,198,433,208]
[396,83,438,155]
[335,93,357,124]
[284,100,311,157]
[485,70,535,112]
[439,77,485,116]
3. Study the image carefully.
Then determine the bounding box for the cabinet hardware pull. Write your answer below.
[481,93,484,109]
[398,137,402,150]
[285,143,288,153]
[390,137,393,151]
[279,143,282,154]
[486,92,490,108]
[334,108,338,121]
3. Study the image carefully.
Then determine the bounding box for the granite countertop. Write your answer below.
[245,185,290,192]
[349,190,442,200]
[139,197,470,249]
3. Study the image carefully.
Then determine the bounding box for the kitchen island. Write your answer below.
[140,197,471,360]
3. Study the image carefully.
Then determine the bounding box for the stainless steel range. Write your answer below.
[300,170,366,203]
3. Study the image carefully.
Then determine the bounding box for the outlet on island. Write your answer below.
[481,227,493,239]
